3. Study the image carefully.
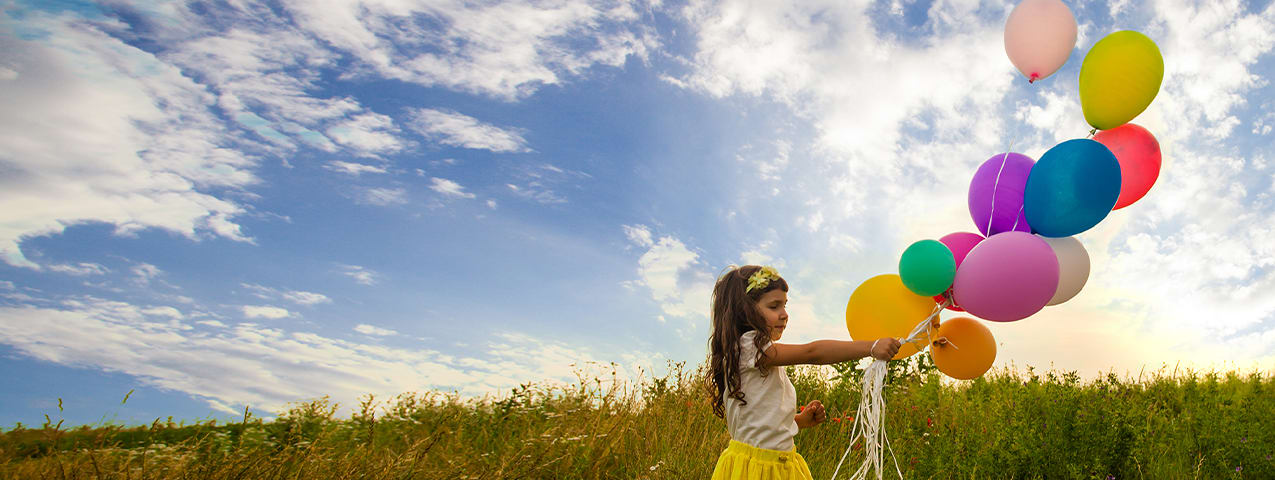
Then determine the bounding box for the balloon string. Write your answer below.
[830,297,950,480]
[984,152,1009,237]
[1009,204,1024,232]
[934,337,959,350]
[984,136,1015,237]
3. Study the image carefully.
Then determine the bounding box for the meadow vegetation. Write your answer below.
[1,357,1270,479]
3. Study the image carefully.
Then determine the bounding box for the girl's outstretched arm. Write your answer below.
[763,338,901,367]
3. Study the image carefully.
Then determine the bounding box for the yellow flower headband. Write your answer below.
[746,266,781,293]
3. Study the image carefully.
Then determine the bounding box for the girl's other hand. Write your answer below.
[796,400,825,428]
[870,338,901,361]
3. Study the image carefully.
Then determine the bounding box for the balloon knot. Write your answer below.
[1028,73,1039,83]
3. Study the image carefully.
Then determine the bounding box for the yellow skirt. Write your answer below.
[710,440,813,480]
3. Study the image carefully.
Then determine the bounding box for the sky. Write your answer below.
[1,0,1273,428]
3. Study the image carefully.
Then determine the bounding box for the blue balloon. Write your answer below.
[1023,139,1121,237]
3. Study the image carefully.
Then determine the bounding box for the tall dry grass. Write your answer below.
[1,358,1271,479]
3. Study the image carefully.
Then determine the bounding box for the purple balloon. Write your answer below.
[952,231,1059,322]
[968,153,1035,237]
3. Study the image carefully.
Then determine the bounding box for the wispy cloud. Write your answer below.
[354,324,397,336]
[339,265,378,286]
[0,9,257,268]
[286,1,658,100]
[429,177,476,199]
[242,305,293,320]
[326,112,405,157]
[623,225,714,327]
[358,187,408,206]
[0,298,660,416]
[410,109,529,153]
[48,263,110,276]
[131,264,164,285]
[241,283,331,306]
[325,161,388,176]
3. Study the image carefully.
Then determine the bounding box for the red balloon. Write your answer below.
[1093,123,1161,210]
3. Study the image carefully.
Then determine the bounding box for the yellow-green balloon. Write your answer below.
[1079,31,1164,130]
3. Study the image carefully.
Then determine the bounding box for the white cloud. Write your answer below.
[242,283,331,306]
[131,264,163,284]
[326,112,405,156]
[325,161,387,176]
[624,225,714,327]
[284,1,658,100]
[0,10,256,268]
[623,224,654,248]
[410,109,529,153]
[340,265,378,286]
[142,306,184,319]
[283,290,331,306]
[0,298,661,417]
[505,182,567,204]
[429,178,477,199]
[358,187,408,206]
[242,305,293,320]
[354,324,397,336]
[48,263,109,276]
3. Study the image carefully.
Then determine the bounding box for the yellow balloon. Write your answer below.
[845,274,935,360]
[929,317,997,380]
[1079,30,1164,130]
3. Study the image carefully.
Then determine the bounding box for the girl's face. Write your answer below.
[755,289,789,341]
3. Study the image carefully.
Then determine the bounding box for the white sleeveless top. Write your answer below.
[723,330,798,451]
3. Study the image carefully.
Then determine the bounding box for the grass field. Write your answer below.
[1,357,1271,479]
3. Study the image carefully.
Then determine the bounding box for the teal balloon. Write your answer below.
[1024,139,1122,237]
[899,240,956,297]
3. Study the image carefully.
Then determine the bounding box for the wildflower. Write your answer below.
[1236,466,1242,472]
[926,417,934,428]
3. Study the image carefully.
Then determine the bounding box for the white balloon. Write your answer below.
[1041,236,1090,305]
[1004,0,1078,83]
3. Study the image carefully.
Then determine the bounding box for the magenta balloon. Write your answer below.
[939,232,985,269]
[952,231,1059,322]
[968,153,1035,237]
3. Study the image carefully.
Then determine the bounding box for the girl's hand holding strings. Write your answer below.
[870,338,902,361]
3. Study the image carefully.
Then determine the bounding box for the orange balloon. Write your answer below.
[929,317,996,380]
[845,274,936,360]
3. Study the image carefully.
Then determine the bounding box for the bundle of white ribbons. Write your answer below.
[829,299,949,480]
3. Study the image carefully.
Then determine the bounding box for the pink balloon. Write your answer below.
[933,232,987,312]
[1004,0,1078,83]
[940,232,986,268]
[952,232,1059,322]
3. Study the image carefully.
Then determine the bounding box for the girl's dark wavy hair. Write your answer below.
[706,265,788,419]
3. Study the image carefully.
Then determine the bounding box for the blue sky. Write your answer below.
[1,0,1273,427]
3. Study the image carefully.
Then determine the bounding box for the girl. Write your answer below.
[708,265,901,480]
